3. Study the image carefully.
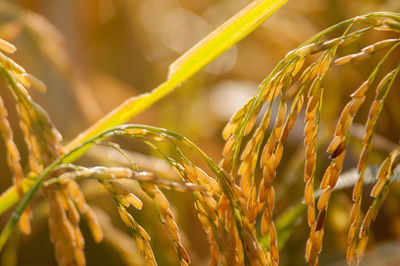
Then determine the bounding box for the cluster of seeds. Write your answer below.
[356,146,400,259]
[113,125,269,265]
[45,163,209,265]
[44,182,102,266]
[0,93,24,205]
[303,75,324,266]
[347,63,400,265]
[0,38,50,233]
[0,40,46,204]
[221,52,308,265]
[116,202,156,265]
[0,38,100,266]
[141,183,190,265]
[221,12,400,266]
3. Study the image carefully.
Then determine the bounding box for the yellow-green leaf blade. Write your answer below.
[168,0,289,80]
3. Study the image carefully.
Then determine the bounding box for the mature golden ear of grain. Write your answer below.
[0,37,101,266]
[218,12,400,266]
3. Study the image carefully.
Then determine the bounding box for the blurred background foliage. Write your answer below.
[0,0,400,265]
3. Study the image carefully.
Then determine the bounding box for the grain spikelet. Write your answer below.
[347,65,399,265]
[141,183,190,265]
[0,38,16,53]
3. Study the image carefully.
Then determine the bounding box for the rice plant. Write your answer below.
[0,1,399,265]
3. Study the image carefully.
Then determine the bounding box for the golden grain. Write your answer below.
[19,208,32,234]
[21,73,47,92]
[0,38,16,53]
[66,197,80,224]
[85,207,104,242]
[127,193,144,209]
